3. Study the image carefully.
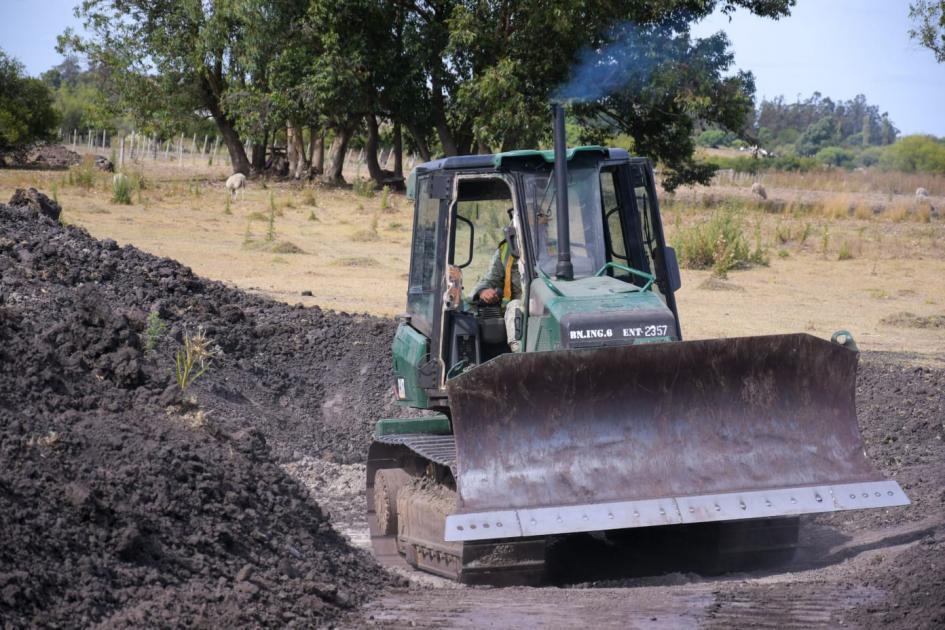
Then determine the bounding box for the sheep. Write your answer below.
[226,173,247,199]
[914,187,937,217]
[750,182,767,200]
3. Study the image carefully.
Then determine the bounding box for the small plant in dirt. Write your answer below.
[307,209,318,221]
[224,195,232,215]
[799,222,813,245]
[303,189,318,207]
[112,174,132,205]
[174,327,218,391]
[353,178,376,198]
[821,226,830,257]
[778,249,790,259]
[838,241,853,260]
[266,202,276,242]
[243,220,253,246]
[351,213,380,242]
[50,181,58,204]
[380,185,391,210]
[145,311,167,353]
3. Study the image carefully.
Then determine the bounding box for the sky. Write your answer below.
[0,0,942,136]
[691,0,945,136]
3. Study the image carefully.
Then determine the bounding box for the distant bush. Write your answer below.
[697,128,735,148]
[815,146,855,168]
[673,207,768,277]
[879,135,945,174]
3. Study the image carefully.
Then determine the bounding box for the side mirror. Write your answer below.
[663,246,682,293]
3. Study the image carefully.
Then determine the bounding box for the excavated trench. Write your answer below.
[1,190,942,628]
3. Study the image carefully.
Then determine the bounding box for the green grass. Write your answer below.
[111,174,132,205]
[673,206,768,277]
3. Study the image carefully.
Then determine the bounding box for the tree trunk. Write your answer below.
[431,74,459,156]
[199,67,251,174]
[365,115,384,184]
[287,122,310,179]
[309,127,324,174]
[405,121,431,162]
[287,125,299,176]
[204,93,250,174]
[251,129,268,171]
[393,121,403,179]
[323,127,352,184]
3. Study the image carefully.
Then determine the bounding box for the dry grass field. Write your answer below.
[2,149,943,354]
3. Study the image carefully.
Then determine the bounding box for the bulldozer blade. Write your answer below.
[444,333,908,542]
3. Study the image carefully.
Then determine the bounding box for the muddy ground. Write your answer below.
[0,191,404,627]
[1,190,943,628]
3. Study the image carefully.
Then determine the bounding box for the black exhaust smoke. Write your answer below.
[552,103,573,281]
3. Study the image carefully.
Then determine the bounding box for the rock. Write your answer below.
[8,188,62,222]
[94,155,114,172]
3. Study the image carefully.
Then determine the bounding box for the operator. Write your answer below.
[471,208,523,351]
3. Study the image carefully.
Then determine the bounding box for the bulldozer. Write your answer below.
[366,105,909,585]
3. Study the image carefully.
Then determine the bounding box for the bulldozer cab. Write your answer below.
[397,148,683,407]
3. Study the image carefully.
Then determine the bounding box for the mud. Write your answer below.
[337,353,945,629]
[2,143,83,170]
[0,193,403,627]
[2,190,943,628]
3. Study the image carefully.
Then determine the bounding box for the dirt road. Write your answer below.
[287,352,945,630]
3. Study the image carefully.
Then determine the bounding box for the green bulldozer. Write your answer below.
[366,106,908,585]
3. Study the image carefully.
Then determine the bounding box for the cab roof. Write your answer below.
[406,146,630,199]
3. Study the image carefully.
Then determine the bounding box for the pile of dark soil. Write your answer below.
[0,192,403,627]
[23,144,82,169]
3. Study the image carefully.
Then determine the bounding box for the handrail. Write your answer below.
[535,267,564,297]
[594,262,655,291]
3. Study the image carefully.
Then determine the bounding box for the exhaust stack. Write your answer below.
[552,103,573,281]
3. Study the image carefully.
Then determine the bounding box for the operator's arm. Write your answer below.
[471,248,504,301]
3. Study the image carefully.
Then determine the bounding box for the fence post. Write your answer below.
[178,133,184,166]
[119,136,125,170]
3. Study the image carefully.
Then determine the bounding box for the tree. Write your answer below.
[795,116,839,156]
[572,22,761,190]
[0,49,59,159]
[881,135,945,173]
[909,1,945,62]
[61,0,306,175]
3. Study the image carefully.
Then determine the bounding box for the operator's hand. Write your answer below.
[478,288,500,304]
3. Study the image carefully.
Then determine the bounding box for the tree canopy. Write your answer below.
[909,1,945,62]
[0,49,59,158]
[58,0,797,185]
